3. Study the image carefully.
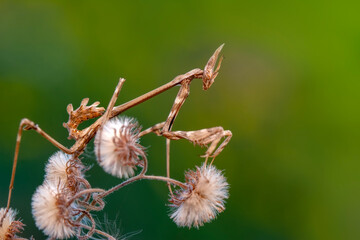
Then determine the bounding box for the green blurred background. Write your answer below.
[0,0,359,239]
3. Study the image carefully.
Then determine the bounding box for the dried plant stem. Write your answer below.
[141,175,186,189]
[80,224,116,240]
[76,177,93,202]
[140,154,148,175]
[78,199,104,212]
[99,176,142,198]
[76,210,96,240]
[166,138,174,196]
[66,188,105,207]
[98,174,186,200]
[77,173,186,225]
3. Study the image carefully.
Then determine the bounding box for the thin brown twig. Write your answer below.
[100,174,186,199]
[76,210,96,240]
[80,224,116,240]
[166,138,174,196]
[66,188,105,207]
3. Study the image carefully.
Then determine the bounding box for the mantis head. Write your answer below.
[202,44,224,90]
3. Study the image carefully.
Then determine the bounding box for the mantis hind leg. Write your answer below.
[1,118,74,226]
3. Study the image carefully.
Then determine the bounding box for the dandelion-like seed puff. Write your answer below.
[0,208,24,239]
[45,151,84,185]
[94,117,146,179]
[32,181,76,239]
[169,164,229,228]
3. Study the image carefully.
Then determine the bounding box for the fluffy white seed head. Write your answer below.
[169,163,229,228]
[45,151,85,194]
[45,151,75,183]
[94,117,145,179]
[32,182,75,239]
[0,208,24,239]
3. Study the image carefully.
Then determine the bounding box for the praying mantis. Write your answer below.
[1,44,232,226]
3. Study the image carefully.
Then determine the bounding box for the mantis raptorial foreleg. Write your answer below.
[165,127,232,156]
[156,126,232,164]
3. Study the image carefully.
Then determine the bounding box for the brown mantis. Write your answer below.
[1,45,232,234]
[140,44,232,194]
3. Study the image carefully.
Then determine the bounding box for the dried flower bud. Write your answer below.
[32,181,75,239]
[0,208,24,239]
[94,117,146,179]
[169,164,229,228]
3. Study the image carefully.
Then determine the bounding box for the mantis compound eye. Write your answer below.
[94,117,146,179]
